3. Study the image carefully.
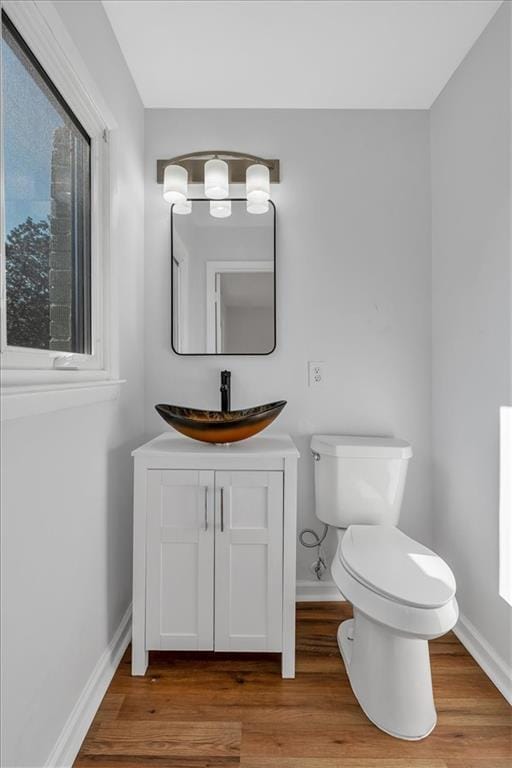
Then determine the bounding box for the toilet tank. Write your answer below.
[311,435,412,528]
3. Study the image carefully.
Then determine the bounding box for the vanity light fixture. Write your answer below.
[158,151,280,216]
[204,158,229,199]
[163,164,188,203]
[210,200,231,218]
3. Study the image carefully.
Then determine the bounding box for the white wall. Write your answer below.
[0,2,145,766]
[224,306,274,355]
[431,2,512,670]
[144,109,432,578]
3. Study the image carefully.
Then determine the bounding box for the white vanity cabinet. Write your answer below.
[132,433,299,678]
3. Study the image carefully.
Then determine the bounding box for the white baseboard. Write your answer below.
[296,579,344,602]
[453,611,512,705]
[45,603,132,768]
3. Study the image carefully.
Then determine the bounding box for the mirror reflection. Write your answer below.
[171,199,275,355]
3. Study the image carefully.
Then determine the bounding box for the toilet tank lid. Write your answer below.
[310,434,412,459]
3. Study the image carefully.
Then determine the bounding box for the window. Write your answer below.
[1,10,91,356]
[0,6,111,382]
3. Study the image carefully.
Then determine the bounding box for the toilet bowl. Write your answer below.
[331,525,458,740]
[311,434,458,740]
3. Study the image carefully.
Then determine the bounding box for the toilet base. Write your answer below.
[338,615,437,741]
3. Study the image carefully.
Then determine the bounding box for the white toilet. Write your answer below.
[311,434,458,741]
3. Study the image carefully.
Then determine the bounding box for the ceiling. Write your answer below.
[103,0,502,110]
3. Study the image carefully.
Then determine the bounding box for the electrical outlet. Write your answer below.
[308,361,324,386]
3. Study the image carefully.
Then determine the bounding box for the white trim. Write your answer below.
[206,260,274,353]
[499,406,512,606]
[0,1,114,378]
[171,233,189,354]
[1,368,113,389]
[296,579,345,602]
[453,611,512,705]
[1,379,125,420]
[44,603,132,768]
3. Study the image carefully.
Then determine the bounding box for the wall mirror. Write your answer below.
[171,199,276,355]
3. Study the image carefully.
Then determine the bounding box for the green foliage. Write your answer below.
[5,217,50,350]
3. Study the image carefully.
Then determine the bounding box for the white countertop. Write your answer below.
[132,432,300,458]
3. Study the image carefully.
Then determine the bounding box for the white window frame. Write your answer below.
[0,0,118,393]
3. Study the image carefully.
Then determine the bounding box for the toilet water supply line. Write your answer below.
[298,448,329,579]
[299,524,329,580]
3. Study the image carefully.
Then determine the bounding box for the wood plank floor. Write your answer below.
[74,602,511,768]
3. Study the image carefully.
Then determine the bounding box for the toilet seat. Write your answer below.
[332,551,459,640]
[339,525,456,609]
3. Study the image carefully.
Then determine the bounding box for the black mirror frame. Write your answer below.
[170,198,276,356]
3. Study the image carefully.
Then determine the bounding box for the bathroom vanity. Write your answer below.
[131,433,299,678]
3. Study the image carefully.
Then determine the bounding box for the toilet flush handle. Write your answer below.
[311,450,321,462]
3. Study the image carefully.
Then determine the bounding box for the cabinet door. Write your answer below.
[146,470,214,650]
[214,471,283,652]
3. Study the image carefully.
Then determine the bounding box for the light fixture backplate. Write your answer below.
[157,151,280,184]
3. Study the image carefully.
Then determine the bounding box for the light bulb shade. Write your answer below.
[173,199,192,215]
[204,158,229,199]
[247,198,269,215]
[210,200,231,218]
[246,164,270,204]
[163,164,188,203]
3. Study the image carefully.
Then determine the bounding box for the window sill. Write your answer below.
[1,378,126,421]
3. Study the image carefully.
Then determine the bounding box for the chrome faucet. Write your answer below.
[220,370,231,412]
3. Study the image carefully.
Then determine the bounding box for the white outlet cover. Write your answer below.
[308,361,325,386]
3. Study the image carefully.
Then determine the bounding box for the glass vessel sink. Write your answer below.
[155,401,286,444]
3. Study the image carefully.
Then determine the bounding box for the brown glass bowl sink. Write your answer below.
[155,401,287,444]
